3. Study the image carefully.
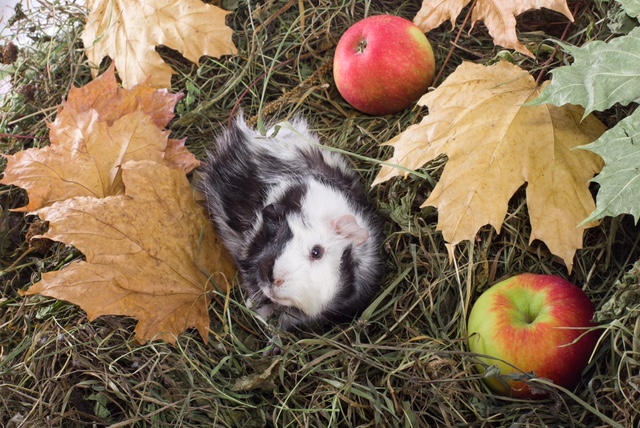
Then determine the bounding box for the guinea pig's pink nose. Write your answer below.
[274,278,284,287]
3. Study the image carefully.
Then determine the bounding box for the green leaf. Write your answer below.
[580,110,640,224]
[618,0,640,18]
[607,0,640,34]
[531,26,640,116]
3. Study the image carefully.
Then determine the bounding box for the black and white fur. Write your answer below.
[199,116,384,332]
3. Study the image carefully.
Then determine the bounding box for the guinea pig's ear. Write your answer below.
[331,215,369,246]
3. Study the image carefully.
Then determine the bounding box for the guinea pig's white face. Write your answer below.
[263,183,369,318]
[266,221,342,316]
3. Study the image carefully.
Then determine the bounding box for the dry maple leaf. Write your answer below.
[82,0,237,88]
[21,160,236,345]
[57,64,183,129]
[374,61,606,272]
[0,66,199,212]
[414,0,573,57]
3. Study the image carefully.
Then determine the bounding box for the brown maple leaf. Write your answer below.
[414,0,573,57]
[21,160,236,345]
[82,0,238,88]
[373,61,606,272]
[0,66,199,212]
[56,64,182,129]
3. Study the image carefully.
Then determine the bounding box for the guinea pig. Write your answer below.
[199,115,384,333]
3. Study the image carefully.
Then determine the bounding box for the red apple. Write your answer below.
[333,15,436,115]
[467,273,599,399]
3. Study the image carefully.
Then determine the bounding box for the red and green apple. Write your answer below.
[467,273,599,399]
[333,15,436,115]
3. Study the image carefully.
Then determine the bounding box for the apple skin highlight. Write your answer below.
[333,15,436,115]
[467,273,600,399]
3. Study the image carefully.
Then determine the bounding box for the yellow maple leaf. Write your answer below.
[21,160,236,345]
[0,66,199,212]
[414,0,573,57]
[374,61,606,272]
[82,0,237,88]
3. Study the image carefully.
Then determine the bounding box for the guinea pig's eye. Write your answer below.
[310,245,324,260]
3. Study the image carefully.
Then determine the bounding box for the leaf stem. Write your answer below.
[432,0,477,88]
[535,1,584,85]
[0,132,46,140]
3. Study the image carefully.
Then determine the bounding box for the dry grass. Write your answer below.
[1,0,640,427]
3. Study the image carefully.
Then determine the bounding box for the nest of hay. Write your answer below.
[1,1,639,427]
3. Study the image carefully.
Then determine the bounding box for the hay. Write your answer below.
[1,1,639,427]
